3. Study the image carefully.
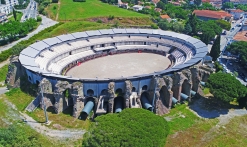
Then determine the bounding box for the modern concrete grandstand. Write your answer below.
[18,29,209,118]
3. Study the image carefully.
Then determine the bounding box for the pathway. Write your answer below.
[55,1,61,21]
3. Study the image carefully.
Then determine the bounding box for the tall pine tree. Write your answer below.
[209,35,221,61]
[13,8,17,21]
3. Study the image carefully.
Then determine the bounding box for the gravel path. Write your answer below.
[20,112,86,139]
[1,94,86,140]
[0,59,10,68]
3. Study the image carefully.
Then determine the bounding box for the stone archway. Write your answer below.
[159,85,172,109]
[182,79,191,97]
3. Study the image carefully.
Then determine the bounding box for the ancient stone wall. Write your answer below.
[53,81,71,114]
[190,66,201,92]
[107,82,115,113]
[71,82,84,118]
[38,78,54,110]
[124,80,132,108]
[6,56,26,88]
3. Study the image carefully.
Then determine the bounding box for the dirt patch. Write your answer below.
[87,17,153,26]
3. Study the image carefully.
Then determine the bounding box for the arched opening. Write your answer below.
[69,51,72,55]
[36,80,40,85]
[46,106,55,113]
[100,89,108,95]
[115,88,123,96]
[114,96,125,113]
[142,85,148,91]
[132,87,136,92]
[87,89,94,96]
[159,85,171,108]
[144,42,147,45]
[181,79,191,101]
[28,76,31,81]
[140,92,152,111]
[80,97,94,120]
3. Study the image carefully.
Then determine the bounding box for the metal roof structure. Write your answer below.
[19,29,207,82]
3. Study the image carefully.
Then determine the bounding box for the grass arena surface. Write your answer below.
[66,53,171,79]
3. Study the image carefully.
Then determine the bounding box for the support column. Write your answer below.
[124,80,133,108]
[107,82,115,113]
[190,67,201,93]
[39,78,53,110]
[71,82,84,118]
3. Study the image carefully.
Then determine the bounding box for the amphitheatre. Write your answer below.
[15,28,210,118]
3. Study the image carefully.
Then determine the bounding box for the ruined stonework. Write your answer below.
[39,78,53,110]
[124,80,132,108]
[107,82,115,113]
[181,69,192,99]
[71,82,84,118]
[53,81,71,114]
[6,56,26,88]
[199,69,210,82]
[172,72,186,102]
[190,66,201,92]
[155,77,170,115]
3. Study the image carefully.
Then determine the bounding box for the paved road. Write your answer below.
[0,87,8,95]
[21,0,38,22]
[0,15,58,52]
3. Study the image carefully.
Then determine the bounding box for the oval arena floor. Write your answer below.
[66,53,171,79]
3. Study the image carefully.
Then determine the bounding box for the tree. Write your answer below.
[157,1,166,10]
[194,0,202,6]
[188,13,198,35]
[13,8,17,21]
[226,41,247,65]
[161,0,167,4]
[222,2,234,9]
[172,22,184,32]
[206,72,247,103]
[158,20,171,30]
[209,35,221,61]
[82,108,170,147]
[215,20,231,31]
[184,22,192,34]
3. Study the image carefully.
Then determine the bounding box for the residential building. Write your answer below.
[132,5,143,11]
[154,8,162,13]
[230,9,244,20]
[193,10,232,21]
[118,2,129,9]
[0,13,7,23]
[241,19,247,31]
[0,0,18,14]
[160,14,172,22]
[151,0,160,7]
[233,31,247,41]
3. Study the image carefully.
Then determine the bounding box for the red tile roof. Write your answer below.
[234,31,247,42]
[160,14,171,19]
[193,10,232,19]
[152,0,160,4]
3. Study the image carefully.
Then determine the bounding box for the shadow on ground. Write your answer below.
[189,96,239,118]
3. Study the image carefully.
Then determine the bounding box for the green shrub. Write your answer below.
[36,16,42,22]
[151,24,158,29]
[73,0,86,2]
[83,108,170,147]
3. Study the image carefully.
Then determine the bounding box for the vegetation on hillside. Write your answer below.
[226,41,247,65]
[83,108,170,147]
[206,72,247,103]
[0,64,8,82]
[0,19,38,46]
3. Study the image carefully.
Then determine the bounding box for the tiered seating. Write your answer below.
[171,50,185,66]
[50,50,95,74]
[35,56,50,70]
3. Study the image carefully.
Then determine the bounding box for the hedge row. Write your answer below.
[0,22,63,63]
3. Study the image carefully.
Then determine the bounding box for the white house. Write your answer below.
[132,5,143,12]
[0,0,19,14]
[230,9,244,20]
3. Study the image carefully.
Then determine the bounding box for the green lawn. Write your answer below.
[5,88,33,111]
[36,21,111,40]
[0,64,8,82]
[58,0,146,20]
[9,12,23,22]
[46,3,59,20]
[164,104,200,134]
